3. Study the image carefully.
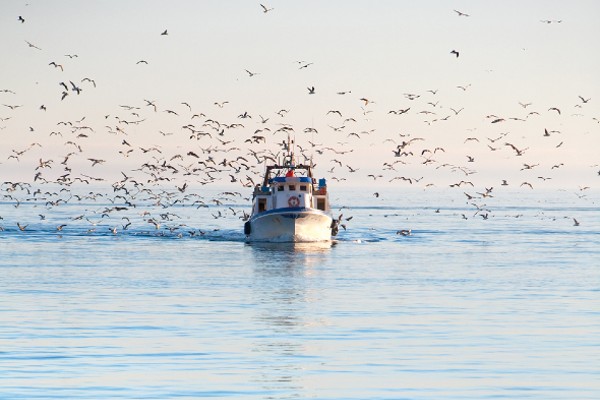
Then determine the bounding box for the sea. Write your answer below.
[1,187,599,399]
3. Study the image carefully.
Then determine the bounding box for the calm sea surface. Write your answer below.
[1,188,599,399]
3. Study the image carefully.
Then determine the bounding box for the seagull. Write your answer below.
[307,86,315,95]
[548,107,561,114]
[69,81,82,94]
[404,93,420,100]
[147,219,161,229]
[25,40,41,50]
[245,69,259,77]
[521,163,538,170]
[260,4,274,13]
[87,158,105,166]
[544,128,551,137]
[454,9,470,17]
[578,95,591,104]
[505,142,528,156]
[387,108,409,116]
[49,62,64,71]
[520,182,533,189]
[573,218,580,226]
[18,16,25,23]
[450,49,460,57]
[161,29,168,35]
[82,77,96,87]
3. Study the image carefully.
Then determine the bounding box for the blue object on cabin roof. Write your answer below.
[272,176,312,183]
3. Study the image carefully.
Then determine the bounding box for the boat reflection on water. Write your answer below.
[247,240,334,255]
[247,239,334,280]
[247,240,333,395]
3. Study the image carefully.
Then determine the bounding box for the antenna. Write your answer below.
[311,117,315,167]
[286,132,296,167]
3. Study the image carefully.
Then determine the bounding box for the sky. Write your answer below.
[1,0,599,192]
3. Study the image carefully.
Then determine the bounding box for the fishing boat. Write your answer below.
[244,139,338,242]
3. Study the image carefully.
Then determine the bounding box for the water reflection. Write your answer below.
[247,240,334,254]
[248,241,332,398]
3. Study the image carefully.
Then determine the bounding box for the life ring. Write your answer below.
[288,196,300,208]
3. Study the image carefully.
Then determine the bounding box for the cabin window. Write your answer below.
[258,198,267,212]
[299,185,307,191]
[316,197,326,211]
[288,185,296,191]
[277,186,284,192]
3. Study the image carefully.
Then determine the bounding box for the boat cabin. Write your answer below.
[252,166,329,215]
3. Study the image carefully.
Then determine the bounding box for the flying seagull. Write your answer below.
[454,9,470,17]
[548,107,561,114]
[82,77,96,87]
[260,4,274,13]
[578,95,591,103]
[25,40,41,50]
[49,61,64,71]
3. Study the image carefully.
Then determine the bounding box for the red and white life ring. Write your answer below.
[288,196,300,208]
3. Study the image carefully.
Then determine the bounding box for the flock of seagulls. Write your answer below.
[1,5,597,237]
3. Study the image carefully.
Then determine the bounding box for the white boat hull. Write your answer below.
[247,208,333,242]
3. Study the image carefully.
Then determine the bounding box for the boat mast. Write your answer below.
[286,133,296,168]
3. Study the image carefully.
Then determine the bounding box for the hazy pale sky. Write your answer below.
[1,1,599,190]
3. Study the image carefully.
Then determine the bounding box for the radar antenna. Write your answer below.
[285,133,296,168]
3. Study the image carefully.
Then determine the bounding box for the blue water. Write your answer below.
[1,188,599,399]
